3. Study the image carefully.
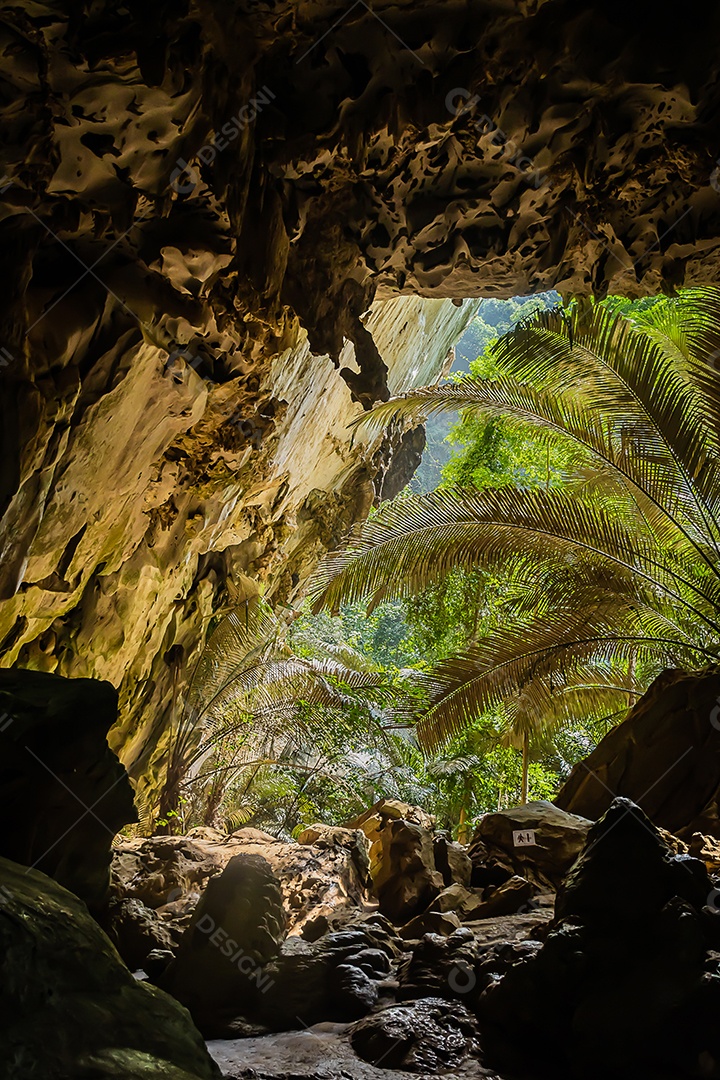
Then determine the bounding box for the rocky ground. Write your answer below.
[6,666,720,1079]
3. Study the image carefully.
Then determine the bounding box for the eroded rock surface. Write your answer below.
[158,854,287,1036]
[0,667,136,912]
[0,854,221,1080]
[469,800,592,890]
[478,799,720,1080]
[350,998,479,1072]
[556,668,720,839]
[112,823,371,969]
[4,0,720,813]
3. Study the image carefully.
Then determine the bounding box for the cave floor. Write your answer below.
[207,899,556,1080]
[208,1023,506,1080]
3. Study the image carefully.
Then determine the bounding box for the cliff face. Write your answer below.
[1,1,720,790]
[0,291,473,790]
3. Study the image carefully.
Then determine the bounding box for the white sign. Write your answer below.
[513,829,537,847]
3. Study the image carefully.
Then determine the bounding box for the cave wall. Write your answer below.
[1,0,720,796]
[0,290,473,794]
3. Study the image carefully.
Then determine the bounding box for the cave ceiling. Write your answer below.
[0,0,719,791]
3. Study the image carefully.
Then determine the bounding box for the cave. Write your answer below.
[3,2,720,1078]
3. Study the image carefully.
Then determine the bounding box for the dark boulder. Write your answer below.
[0,668,136,913]
[433,833,472,887]
[556,668,720,839]
[158,853,286,1033]
[0,854,220,1079]
[469,800,591,890]
[350,997,479,1072]
[108,896,178,972]
[478,798,720,1080]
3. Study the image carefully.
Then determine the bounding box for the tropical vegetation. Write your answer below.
[152,290,720,839]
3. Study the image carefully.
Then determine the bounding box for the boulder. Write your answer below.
[368,817,444,924]
[460,876,534,921]
[556,668,720,839]
[350,998,479,1072]
[109,824,379,988]
[0,668,136,912]
[347,800,443,924]
[295,822,370,885]
[347,799,436,834]
[157,854,397,1038]
[690,833,720,875]
[158,854,286,1033]
[113,824,369,938]
[425,883,479,915]
[433,834,472,887]
[399,910,462,940]
[256,924,397,1033]
[397,926,480,1004]
[108,896,178,972]
[0,854,220,1079]
[469,800,592,889]
[478,799,720,1080]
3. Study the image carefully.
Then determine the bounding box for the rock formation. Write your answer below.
[0,667,136,912]
[469,800,592,890]
[2,0,720,807]
[158,853,287,1035]
[556,668,720,839]
[0,854,221,1080]
[350,998,480,1072]
[112,821,372,966]
[477,799,720,1080]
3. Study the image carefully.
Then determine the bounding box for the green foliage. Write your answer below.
[309,289,720,807]
[165,291,710,840]
[412,293,559,492]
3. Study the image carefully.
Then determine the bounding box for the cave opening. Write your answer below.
[2,1,720,1078]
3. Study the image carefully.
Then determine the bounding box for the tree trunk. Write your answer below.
[521,731,530,805]
[458,804,469,845]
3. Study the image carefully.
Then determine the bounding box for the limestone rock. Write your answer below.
[257,925,397,1033]
[348,799,443,923]
[469,800,592,890]
[433,834,473,887]
[556,668,720,839]
[350,998,480,1072]
[426,883,482,916]
[108,896,178,972]
[158,853,286,1032]
[370,818,444,924]
[113,823,369,941]
[397,927,480,1004]
[207,1020,490,1080]
[399,910,462,940]
[0,668,136,912]
[478,799,720,1080]
[0,854,220,1080]
[3,1,720,818]
[295,823,371,886]
[428,877,534,922]
[349,799,436,834]
[690,833,720,876]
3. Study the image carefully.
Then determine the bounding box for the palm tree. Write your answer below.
[308,290,720,782]
[157,598,406,831]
